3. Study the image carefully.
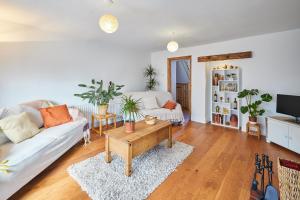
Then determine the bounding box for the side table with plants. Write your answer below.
[238,89,272,123]
[74,79,124,115]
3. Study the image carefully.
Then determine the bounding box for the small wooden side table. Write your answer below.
[246,122,261,140]
[91,113,117,136]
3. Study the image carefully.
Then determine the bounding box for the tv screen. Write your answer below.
[276,94,300,117]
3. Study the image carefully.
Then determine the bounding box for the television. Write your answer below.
[276,94,300,123]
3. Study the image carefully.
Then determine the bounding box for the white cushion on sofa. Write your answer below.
[1,105,43,128]
[143,96,159,110]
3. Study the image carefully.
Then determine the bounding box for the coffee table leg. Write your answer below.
[106,118,108,129]
[125,144,133,176]
[105,136,112,163]
[91,114,95,132]
[168,126,172,148]
[99,118,103,136]
[113,115,117,128]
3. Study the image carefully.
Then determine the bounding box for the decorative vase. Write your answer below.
[230,114,238,127]
[249,116,258,124]
[98,104,108,115]
[125,121,135,133]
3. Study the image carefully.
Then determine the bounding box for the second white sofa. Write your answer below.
[123,91,184,123]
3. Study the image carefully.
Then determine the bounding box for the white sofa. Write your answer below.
[122,91,184,123]
[0,100,87,200]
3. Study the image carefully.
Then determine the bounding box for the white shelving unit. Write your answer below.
[210,67,240,129]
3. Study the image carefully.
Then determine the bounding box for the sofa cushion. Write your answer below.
[143,96,159,110]
[40,105,72,128]
[0,105,44,128]
[20,105,44,128]
[0,112,41,143]
[124,91,173,108]
[163,100,177,110]
[21,100,55,110]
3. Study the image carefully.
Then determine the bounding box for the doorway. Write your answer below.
[167,56,192,122]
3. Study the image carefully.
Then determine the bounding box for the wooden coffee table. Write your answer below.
[104,120,172,176]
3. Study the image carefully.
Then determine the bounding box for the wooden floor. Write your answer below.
[11,122,300,200]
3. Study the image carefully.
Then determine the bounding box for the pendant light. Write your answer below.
[167,41,179,52]
[167,32,179,52]
[99,0,119,33]
[99,14,119,33]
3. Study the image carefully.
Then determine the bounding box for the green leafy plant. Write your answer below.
[120,96,143,122]
[144,65,158,90]
[0,160,10,174]
[238,89,272,118]
[74,79,124,106]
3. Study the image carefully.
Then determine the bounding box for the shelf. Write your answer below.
[212,68,239,71]
[211,122,239,130]
[212,112,230,116]
[211,67,240,130]
[219,91,238,93]
[213,101,230,104]
[219,80,238,82]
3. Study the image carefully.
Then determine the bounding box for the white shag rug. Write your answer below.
[67,141,193,200]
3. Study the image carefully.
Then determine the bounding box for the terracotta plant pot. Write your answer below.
[125,121,135,133]
[249,116,258,124]
[98,104,108,115]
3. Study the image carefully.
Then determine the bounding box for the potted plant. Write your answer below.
[238,89,272,123]
[74,79,124,115]
[144,65,159,90]
[120,95,143,133]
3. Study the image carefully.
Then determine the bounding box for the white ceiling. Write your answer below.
[1,0,300,51]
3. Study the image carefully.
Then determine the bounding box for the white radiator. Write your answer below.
[71,102,122,126]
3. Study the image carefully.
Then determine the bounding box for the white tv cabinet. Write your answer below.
[266,116,300,154]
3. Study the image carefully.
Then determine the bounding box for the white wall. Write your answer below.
[151,29,300,134]
[0,41,150,107]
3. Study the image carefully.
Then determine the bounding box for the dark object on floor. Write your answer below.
[172,121,182,126]
[264,185,279,200]
[250,153,279,200]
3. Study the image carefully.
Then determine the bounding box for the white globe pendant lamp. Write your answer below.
[99,14,119,33]
[167,40,179,52]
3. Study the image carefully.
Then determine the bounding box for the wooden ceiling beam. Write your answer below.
[198,51,252,62]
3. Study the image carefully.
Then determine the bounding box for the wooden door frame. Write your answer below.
[167,55,192,115]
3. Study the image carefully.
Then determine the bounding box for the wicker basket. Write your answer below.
[278,158,300,200]
[144,115,157,125]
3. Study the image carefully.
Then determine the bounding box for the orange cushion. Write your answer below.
[163,100,177,110]
[39,105,72,128]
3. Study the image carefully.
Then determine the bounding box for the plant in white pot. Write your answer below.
[238,89,272,123]
[120,95,143,133]
[74,79,124,115]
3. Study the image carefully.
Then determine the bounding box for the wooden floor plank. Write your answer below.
[10,122,300,200]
